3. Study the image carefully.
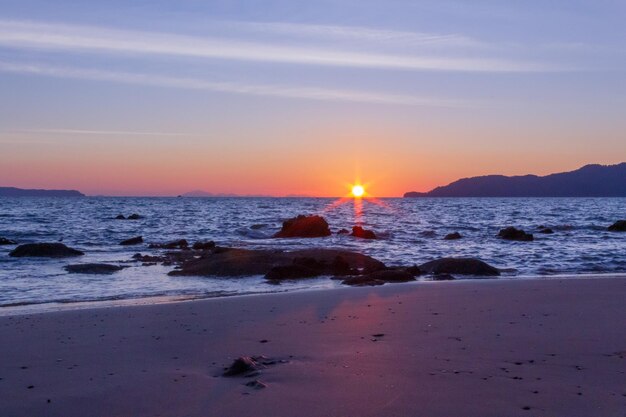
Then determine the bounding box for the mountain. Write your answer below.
[404,163,626,197]
[0,187,85,197]
[181,190,239,197]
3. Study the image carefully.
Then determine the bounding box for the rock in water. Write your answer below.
[0,237,17,245]
[120,236,143,246]
[351,226,377,239]
[608,220,626,231]
[537,226,554,234]
[127,213,142,220]
[192,240,216,250]
[115,214,126,220]
[9,243,84,258]
[65,264,125,274]
[273,215,331,238]
[443,232,462,240]
[420,258,500,276]
[149,239,188,249]
[498,227,534,241]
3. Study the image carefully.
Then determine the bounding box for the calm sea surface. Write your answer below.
[0,197,624,310]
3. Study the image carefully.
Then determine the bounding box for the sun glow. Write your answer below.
[351,184,365,198]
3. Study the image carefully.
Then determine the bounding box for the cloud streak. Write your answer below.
[0,19,556,72]
[0,61,473,107]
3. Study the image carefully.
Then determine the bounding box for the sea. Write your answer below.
[0,197,624,313]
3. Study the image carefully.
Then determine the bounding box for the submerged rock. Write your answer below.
[169,247,385,277]
[498,227,534,241]
[115,214,126,220]
[341,268,416,286]
[149,239,188,249]
[608,220,626,232]
[192,240,216,250]
[120,236,143,246]
[420,258,500,276]
[65,263,125,274]
[127,213,142,220]
[351,226,377,239]
[537,226,554,234]
[273,215,331,238]
[443,232,462,240]
[9,243,84,258]
[337,228,350,235]
[0,237,17,245]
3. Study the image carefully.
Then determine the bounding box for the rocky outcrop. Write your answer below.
[0,237,17,245]
[127,213,142,220]
[169,248,385,277]
[149,239,188,249]
[341,267,418,286]
[443,232,462,240]
[498,227,534,241]
[419,257,500,276]
[273,215,331,238]
[9,243,84,258]
[192,240,216,250]
[608,220,626,231]
[115,214,126,220]
[351,226,376,239]
[65,263,125,274]
[120,236,143,246]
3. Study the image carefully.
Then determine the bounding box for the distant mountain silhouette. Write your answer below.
[404,163,626,197]
[0,187,84,197]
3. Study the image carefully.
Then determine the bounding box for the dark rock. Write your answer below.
[432,273,456,281]
[405,265,422,276]
[608,220,626,232]
[115,214,126,220]
[444,232,462,240]
[9,243,84,258]
[419,230,437,238]
[127,213,142,220]
[265,264,321,281]
[331,255,352,275]
[65,263,125,274]
[120,236,143,246]
[341,276,385,286]
[223,357,260,377]
[0,237,17,245]
[149,239,188,249]
[170,248,385,277]
[244,379,267,389]
[364,269,415,282]
[351,226,376,239]
[498,227,534,241]
[337,228,350,235]
[132,253,164,263]
[537,226,554,234]
[420,258,500,276]
[273,215,331,238]
[192,240,216,250]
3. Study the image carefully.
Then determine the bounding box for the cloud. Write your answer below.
[0,61,474,107]
[0,19,556,72]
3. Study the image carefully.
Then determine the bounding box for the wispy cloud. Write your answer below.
[0,61,473,107]
[0,19,557,72]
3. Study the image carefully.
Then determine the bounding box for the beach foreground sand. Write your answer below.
[1,277,625,417]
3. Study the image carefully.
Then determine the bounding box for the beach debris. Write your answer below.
[192,240,216,250]
[120,236,143,246]
[9,243,84,258]
[608,220,626,231]
[420,258,500,276]
[351,225,377,239]
[0,237,17,245]
[443,232,462,240]
[65,263,125,274]
[498,227,534,241]
[273,214,331,238]
[149,239,189,249]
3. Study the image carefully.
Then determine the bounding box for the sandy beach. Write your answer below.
[1,277,625,417]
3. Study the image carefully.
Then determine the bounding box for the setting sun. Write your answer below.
[351,184,365,198]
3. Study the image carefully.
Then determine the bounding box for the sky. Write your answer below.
[0,0,625,197]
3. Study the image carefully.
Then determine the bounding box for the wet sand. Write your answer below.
[0,277,625,417]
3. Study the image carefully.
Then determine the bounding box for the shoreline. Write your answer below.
[2,271,626,317]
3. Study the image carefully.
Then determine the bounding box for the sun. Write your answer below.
[351,184,365,198]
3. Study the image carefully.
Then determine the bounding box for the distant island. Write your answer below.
[404,163,626,197]
[0,187,85,197]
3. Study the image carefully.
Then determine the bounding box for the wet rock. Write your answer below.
[608,220,626,232]
[0,237,17,245]
[341,268,415,286]
[337,228,350,235]
[405,265,423,276]
[170,248,385,277]
[115,214,126,220]
[127,213,142,220]
[444,232,462,240]
[132,253,164,263]
[223,357,261,377]
[265,264,321,281]
[65,263,125,274]
[273,215,331,238]
[351,226,377,239]
[432,273,456,281]
[420,257,500,276]
[341,276,385,286]
[498,227,534,241]
[192,240,216,250]
[149,239,188,249]
[9,243,84,258]
[120,236,143,246]
[537,226,554,234]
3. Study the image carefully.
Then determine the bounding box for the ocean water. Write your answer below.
[0,197,624,310]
